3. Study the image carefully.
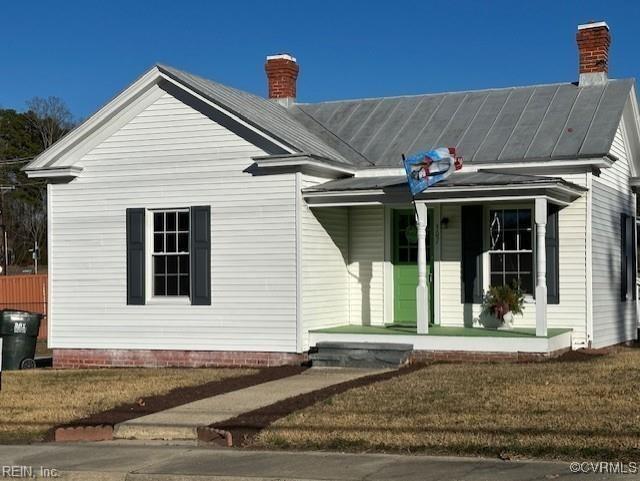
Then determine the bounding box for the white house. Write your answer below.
[25,22,640,367]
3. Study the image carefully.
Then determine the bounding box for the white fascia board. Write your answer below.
[25,166,83,179]
[471,157,615,172]
[305,195,570,208]
[254,157,356,175]
[354,158,615,177]
[621,86,640,177]
[354,168,404,177]
[304,182,585,198]
[25,67,162,171]
[159,74,296,155]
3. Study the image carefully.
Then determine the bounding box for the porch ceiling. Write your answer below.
[302,172,586,206]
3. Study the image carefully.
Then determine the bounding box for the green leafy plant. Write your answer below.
[481,282,525,320]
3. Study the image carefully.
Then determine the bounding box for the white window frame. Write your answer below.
[482,203,536,301]
[144,207,191,305]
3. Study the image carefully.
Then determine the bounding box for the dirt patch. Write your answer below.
[47,365,305,441]
[548,348,611,363]
[202,364,422,447]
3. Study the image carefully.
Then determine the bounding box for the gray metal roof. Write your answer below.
[294,80,634,167]
[302,172,587,193]
[158,65,353,164]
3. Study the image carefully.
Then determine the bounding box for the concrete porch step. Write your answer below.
[310,342,413,368]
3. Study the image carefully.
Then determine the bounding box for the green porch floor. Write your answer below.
[310,324,572,339]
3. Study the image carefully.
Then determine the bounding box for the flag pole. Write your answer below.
[402,154,419,222]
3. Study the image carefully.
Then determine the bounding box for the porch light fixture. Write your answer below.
[440,217,450,229]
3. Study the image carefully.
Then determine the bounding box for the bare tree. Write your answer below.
[25,96,73,149]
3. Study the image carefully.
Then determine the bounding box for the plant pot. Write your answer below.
[478,310,503,329]
[499,311,514,330]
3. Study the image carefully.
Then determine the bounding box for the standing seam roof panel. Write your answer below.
[474,88,534,163]
[458,90,511,162]
[377,96,442,164]
[580,79,633,156]
[552,85,605,158]
[498,85,559,161]
[523,84,580,160]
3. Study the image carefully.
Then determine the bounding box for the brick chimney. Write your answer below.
[577,21,610,86]
[265,54,299,107]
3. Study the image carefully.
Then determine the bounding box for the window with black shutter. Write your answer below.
[126,206,211,305]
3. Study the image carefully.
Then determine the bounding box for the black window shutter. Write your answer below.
[190,205,211,305]
[621,213,628,301]
[461,205,484,303]
[546,205,560,304]
[126,208,145,305]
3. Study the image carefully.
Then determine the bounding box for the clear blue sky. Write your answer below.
[1,0,638,120]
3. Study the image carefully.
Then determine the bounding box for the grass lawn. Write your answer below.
[257,348,640,460]
[0,367,255,443]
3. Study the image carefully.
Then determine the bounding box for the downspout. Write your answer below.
[295,171,303,353]
[585,172,593,348]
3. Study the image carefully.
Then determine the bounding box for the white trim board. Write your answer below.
[309,331,573,354]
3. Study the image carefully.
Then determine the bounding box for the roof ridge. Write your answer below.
[296,78,634,107]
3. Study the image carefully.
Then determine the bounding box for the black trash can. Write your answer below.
[0,310,42,370]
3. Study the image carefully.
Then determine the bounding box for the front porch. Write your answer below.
[310,325,573,357]
[301,170,588,354]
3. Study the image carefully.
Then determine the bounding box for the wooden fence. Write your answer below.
[0,274,47,339]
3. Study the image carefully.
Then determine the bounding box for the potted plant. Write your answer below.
[479,283,525,329]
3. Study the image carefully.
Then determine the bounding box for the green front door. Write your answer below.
[393,209,434,324]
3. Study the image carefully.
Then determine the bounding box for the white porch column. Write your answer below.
[415,202,429,334]
[535,197,548,337]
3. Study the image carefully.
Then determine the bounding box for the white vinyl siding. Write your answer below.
[300,176,349,349]
[591,123,637,348]
[437,180,589,346]
[348,206,385,326]
[48,87,298,352]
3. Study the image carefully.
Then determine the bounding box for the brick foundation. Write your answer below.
[409,347,571,363]
[53,348,307,369]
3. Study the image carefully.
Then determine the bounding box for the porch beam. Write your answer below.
[535,197,548,337]
[415,202,429,334]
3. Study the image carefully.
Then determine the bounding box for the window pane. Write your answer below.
[166,212,177,231]
[409,248,417,263]
[154,276,166,296]
[489,211,502,249]
[519,273,533,294]
[504,230,517,250]
[154,256,165,274]
[504,273,518,289]
[504,253,518,272]
[179,275,190,296]
[167,275,178,295]
[490,273,503,287]
[166,233,177,252]
[490,253,503,272]
[178,212,189,231]
[519,210,531,229]
[504,210,518,229]
[154,234,164,253]
[167,256,178,275]
[154,212,164,232]
[178,233,189,253]
[520,230,532,250]
[179,255,189,274]
[520,253,532,272]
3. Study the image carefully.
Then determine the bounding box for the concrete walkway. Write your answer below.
[114,368,384,440]
[0,443,632,480]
